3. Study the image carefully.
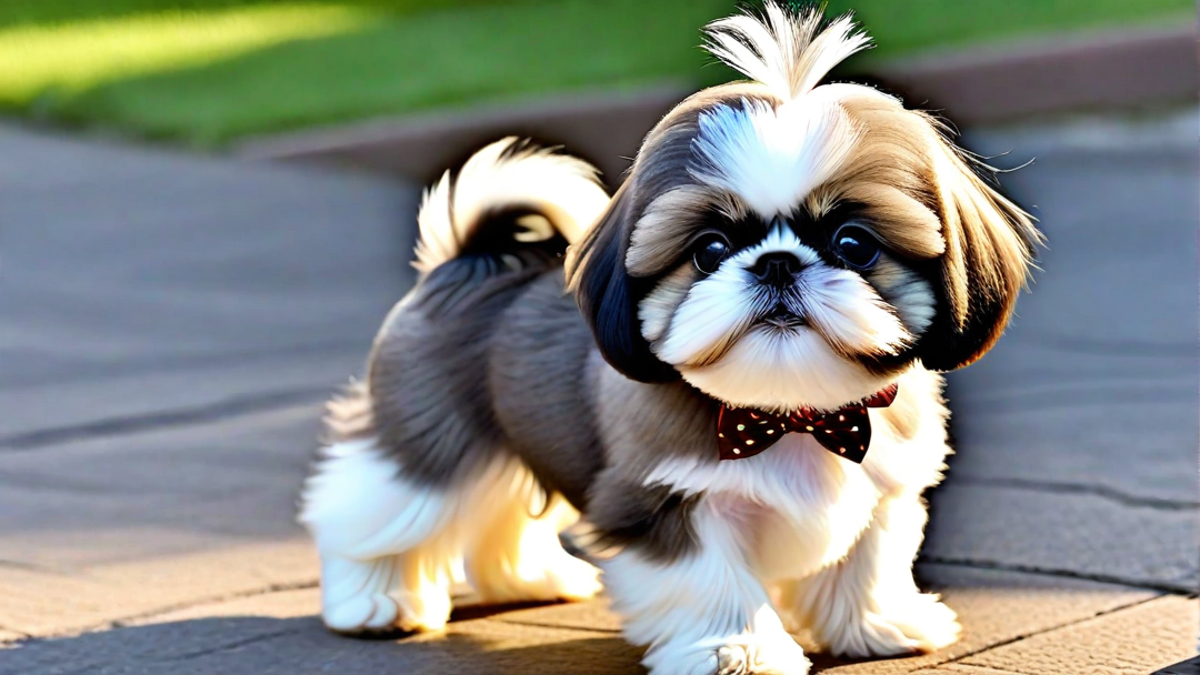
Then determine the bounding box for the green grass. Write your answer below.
[2,0,1193,146]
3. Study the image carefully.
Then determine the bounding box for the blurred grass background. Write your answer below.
[1,0,1193,146]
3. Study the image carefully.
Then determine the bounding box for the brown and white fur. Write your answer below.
[299,6,1041,674]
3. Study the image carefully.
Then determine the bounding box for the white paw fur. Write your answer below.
[819,592,960,658]
[780,493,960,658]
[604,505,812,675]
[299,438,597,634]
[646,631,811,675]
[320,554,453,633]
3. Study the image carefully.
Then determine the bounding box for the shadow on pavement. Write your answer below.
[0,611,928,675]
[1,615,639,675]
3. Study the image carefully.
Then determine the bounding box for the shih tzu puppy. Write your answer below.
[299,4,1040,674]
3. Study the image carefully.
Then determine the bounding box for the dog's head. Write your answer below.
[567,4,1041,412]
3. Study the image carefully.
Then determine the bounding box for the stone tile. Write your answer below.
[0,605,638,675]
[961,595,1198,675]
[812,565,1154,674]
[944,136,1197,506]
[0,355,360,449]
[0,403,323,569]
[494,598,623,634]
[1,564,1161,674]
[936,666,1031,675]
[413,565,1154,675]
[0,124,417,441]
[0,541,316,638]
[126,588,320,625]
[925,483,1197,591]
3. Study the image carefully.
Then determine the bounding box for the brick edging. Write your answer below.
[873,23,1197,125]
[237,24,1197,184]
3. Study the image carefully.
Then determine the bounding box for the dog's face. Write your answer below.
[568,10,1040,412]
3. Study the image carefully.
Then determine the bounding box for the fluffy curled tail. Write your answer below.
[412,138,609,276]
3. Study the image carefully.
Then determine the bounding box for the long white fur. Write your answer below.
[602,502,811,675]
[412,137,610,274]
[690,90,859,220]
[299,439,600,633]
[704,7,870,103]
[597,9,965,670]
[609,367,959,675]
[781,495,960,658]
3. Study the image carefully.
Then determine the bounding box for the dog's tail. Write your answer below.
[412,137,609,277]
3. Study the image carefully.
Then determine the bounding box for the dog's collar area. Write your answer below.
[716,384,899,463]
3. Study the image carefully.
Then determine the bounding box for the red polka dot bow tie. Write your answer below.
[716,384,899,463]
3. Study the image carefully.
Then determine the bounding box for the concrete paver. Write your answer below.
[935,666,1036,675]
[0,565,1155,674]
[960,595,1198,675]
[0,605,639,675]
[0,126,417,443]
[924,483,1196,590]
[950,115,1198,508]
[0,403,318,568]
[0,541,315,638]
[818,565,1155,674]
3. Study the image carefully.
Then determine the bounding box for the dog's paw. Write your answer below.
[545,553,604,601]
[646,632,810,675]
[820,593,960,658]
[324,588,452,634]
[716,636,811,675]
[471,548,601,604]
[320,555,451,634]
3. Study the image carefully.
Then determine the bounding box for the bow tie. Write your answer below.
[716,384,898,463]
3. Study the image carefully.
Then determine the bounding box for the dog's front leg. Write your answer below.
[781,493,960,658]
[600,496,810,675]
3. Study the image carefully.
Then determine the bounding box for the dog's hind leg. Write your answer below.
[300,436,598,633]
[300,437,473,633]
[462,473,601,605]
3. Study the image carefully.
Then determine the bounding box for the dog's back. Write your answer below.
[333,138,609,488]
[298,139,610,633]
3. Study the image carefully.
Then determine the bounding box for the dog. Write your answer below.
[299,5,1040,674]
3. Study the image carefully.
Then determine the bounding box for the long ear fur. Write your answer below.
[566,182,680,383]
[918,134,1042,371]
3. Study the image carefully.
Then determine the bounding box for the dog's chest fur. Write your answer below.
[489,273,951,575]
[645,433,880,579]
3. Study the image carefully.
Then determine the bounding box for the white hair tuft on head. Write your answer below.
[703,2,871,101]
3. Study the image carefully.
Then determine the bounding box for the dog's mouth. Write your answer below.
[760,304,807,329]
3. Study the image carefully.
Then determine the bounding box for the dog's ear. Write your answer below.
[566,182,680,383]
[918,137,1042,371]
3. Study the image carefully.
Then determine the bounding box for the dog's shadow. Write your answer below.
[2,603,868,675]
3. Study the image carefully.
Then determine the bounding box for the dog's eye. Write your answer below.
[832,224,881,270]
[692,234,731,275]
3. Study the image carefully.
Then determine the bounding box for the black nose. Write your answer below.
[751,252,802,288]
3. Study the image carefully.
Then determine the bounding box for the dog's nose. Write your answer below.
[751,252,802,288]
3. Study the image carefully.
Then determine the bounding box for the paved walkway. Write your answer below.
[0,110,1196,674]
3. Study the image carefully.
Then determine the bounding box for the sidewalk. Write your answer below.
[0,109,1196,674]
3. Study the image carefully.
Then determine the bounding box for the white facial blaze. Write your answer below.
[691,92,859,220]
[649,224,913,412]
[796,265,913,355]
